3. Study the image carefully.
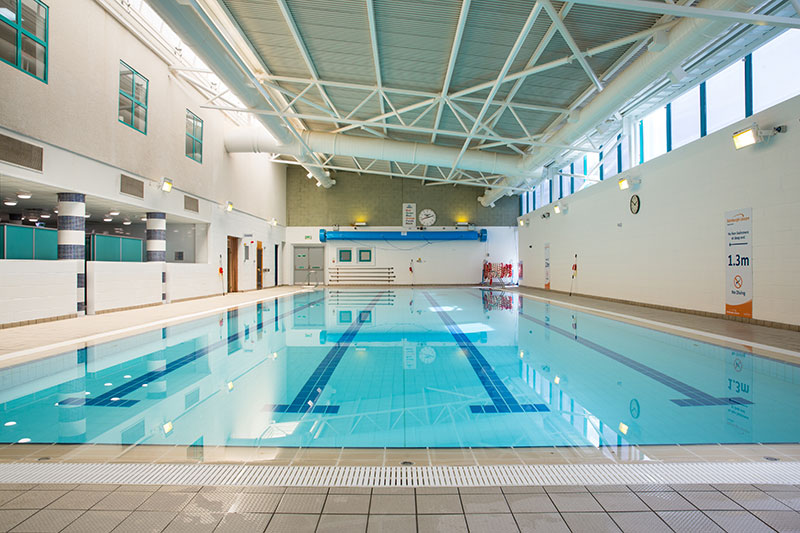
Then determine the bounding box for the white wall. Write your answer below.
[165,263,223,302]
[284,226,518,285]
[0,260,77,324]
[518,94,800,326]
[86,262,162,314]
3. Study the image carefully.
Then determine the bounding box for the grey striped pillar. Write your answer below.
[57,193,86,315]
[146,212,167,302]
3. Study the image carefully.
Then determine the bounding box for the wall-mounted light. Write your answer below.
[618,422,629,435]
[554,376,561,385]
[617,177,640,190]
[162,421,173,435]
[160,177,173,192]
[354,221,367,226]
[553,203,567,215]
[270,217,278,227]
[225,201,234,212]
[456,221,470,227]
[227,381,234,391]
[733,123,786,150]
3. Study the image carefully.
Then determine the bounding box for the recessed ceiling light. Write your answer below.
[3,199,17,206]
[122,220,131,226]
[40,213,50,219]
[109,211,120,216]
[3,421,16,427]
[17,438,31,444]
[16,192,31,199]
[103,217,113,222]
[84,214,91,218]
[141,216,147,222]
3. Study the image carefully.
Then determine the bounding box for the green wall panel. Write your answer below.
[94,235,121,262]
[0,227,4,259]
[33,228,58,260]
[5,226,34,259]
[121,237,143,262]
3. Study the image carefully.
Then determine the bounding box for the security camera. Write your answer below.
[774,125,787,133]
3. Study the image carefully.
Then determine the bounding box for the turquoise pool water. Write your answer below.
[0,288,797,448]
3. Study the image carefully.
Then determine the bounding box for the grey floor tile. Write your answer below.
[61,510,130,533]
[47,490,110,510]
[549,492,603,513]
[316,513,368,533]
[184,493,239,514]
[704,510,775,533]
[158,486,202,493]
[670,484,715,492]
[593,492,649,512]
[284,488,328,494]
[110,510,177,533]
[458,487,502,494]
[368,514,417,533]
[0,510,35,532]
[460,493,510,514]
[628,485,674,492]
[0,487,34,492]
[501,486,545,494]
[93,491,152,511]
[198,486,242,494]
[372,488,413,495]
[77,484,121,492]
[163,512,223,533]
[587,485,631,493]
[115,485,160,492]
[657,511,725,532]
[213,512,272,533]
[505,494,556,513]
[242,487,286,494]
[416,494,461,514]
[514,512,570,533]
[9,509,82,532]
[680,491,742,510]
[328,487,371,495]
[0,494,24,508]
[751,510,800,532]
[723,491,793,511]
[232,493,282,513]
[276,493,326,514]
[138,492,195,512]
[370,495,415,514]
[638,491,695,511]
[34,484,80,491]
[712,484,755,491]
[265,513,318,533]
[417,514,466,533]
[561,512,622,533]
[608,511,672,533]
[323,494,370,514]
[767,493,800,511]
[2,490,66,510]
[465,513,519,533]
[543,485,587,493]
[754,485,800,492]
[416,487,458,495]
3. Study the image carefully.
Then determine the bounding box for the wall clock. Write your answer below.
[630,194,640,214]
[418,208,437,226]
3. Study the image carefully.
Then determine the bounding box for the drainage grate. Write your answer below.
[0,463,798,487]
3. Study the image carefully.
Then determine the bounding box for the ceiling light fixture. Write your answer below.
[16,192,31,199]
[103,217,113,222]
[40,213,50,219]
[3,199,17,206]
[123,220,131,226]
[733,123,786,150]
[109,211,120,216]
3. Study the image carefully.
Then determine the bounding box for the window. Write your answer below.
[358,248,371,262]
[118,61,148,134]
[641,107,667,163]
[671,86,700,150]
[0,0,48,82]
[706,60,745,134]
[338,249,352,262]
[185,109,203,163]
[753,30,800,113]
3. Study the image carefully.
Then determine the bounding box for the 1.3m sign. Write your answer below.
[725,208,753,318]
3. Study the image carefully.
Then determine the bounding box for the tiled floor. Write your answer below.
[0,483,798,532]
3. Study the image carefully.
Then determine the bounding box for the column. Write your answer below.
[146,212,167,303]
[57,192,86,315]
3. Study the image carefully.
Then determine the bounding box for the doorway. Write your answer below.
[274,243,279,286]
[293,245,324,285]
[227,236,239,293]
[256,241,263,290]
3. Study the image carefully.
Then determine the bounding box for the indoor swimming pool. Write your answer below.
[0,288,797,449]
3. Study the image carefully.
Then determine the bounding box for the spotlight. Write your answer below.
[456,221,470,226]
[225,201,234,212]
[518,219,525,227]
[617,177,640,190]
[618,422,629,435]
[733,123,786,150]
[160,177,173,192]
[354,221,367,226]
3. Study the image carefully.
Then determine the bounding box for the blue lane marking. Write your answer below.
[59,295,325,408]
[424,292,548,415]
[266,292,386,415]
[518,311,752,407]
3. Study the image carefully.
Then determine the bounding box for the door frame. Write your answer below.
[292,244,324,285]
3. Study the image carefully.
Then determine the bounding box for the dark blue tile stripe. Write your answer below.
[58,244,85,260]
[424,292,546,415]
[146,212,166,219]
[518,311,753,407]
[76,273,85,288]
[267,292,386,415]
[146,251,166,262]
[59,295,325,408]
[57,215,85,231]
[146,229,166,241]
[57,193,85,203]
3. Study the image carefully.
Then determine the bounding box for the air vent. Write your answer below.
[120,174,145,199]
[0,133,43,171]
[184,195,199,213]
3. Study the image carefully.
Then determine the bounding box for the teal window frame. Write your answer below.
[338,249,352,262]
[118,60,148,134]
[185,109,203,163]
[0,0,48,82]
[358,248,372,263]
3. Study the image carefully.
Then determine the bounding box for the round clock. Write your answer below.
[629,194,641,215]
[418,208,437,226]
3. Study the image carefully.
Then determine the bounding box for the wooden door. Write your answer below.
[256,241,263,289]
[227,236,239,293]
